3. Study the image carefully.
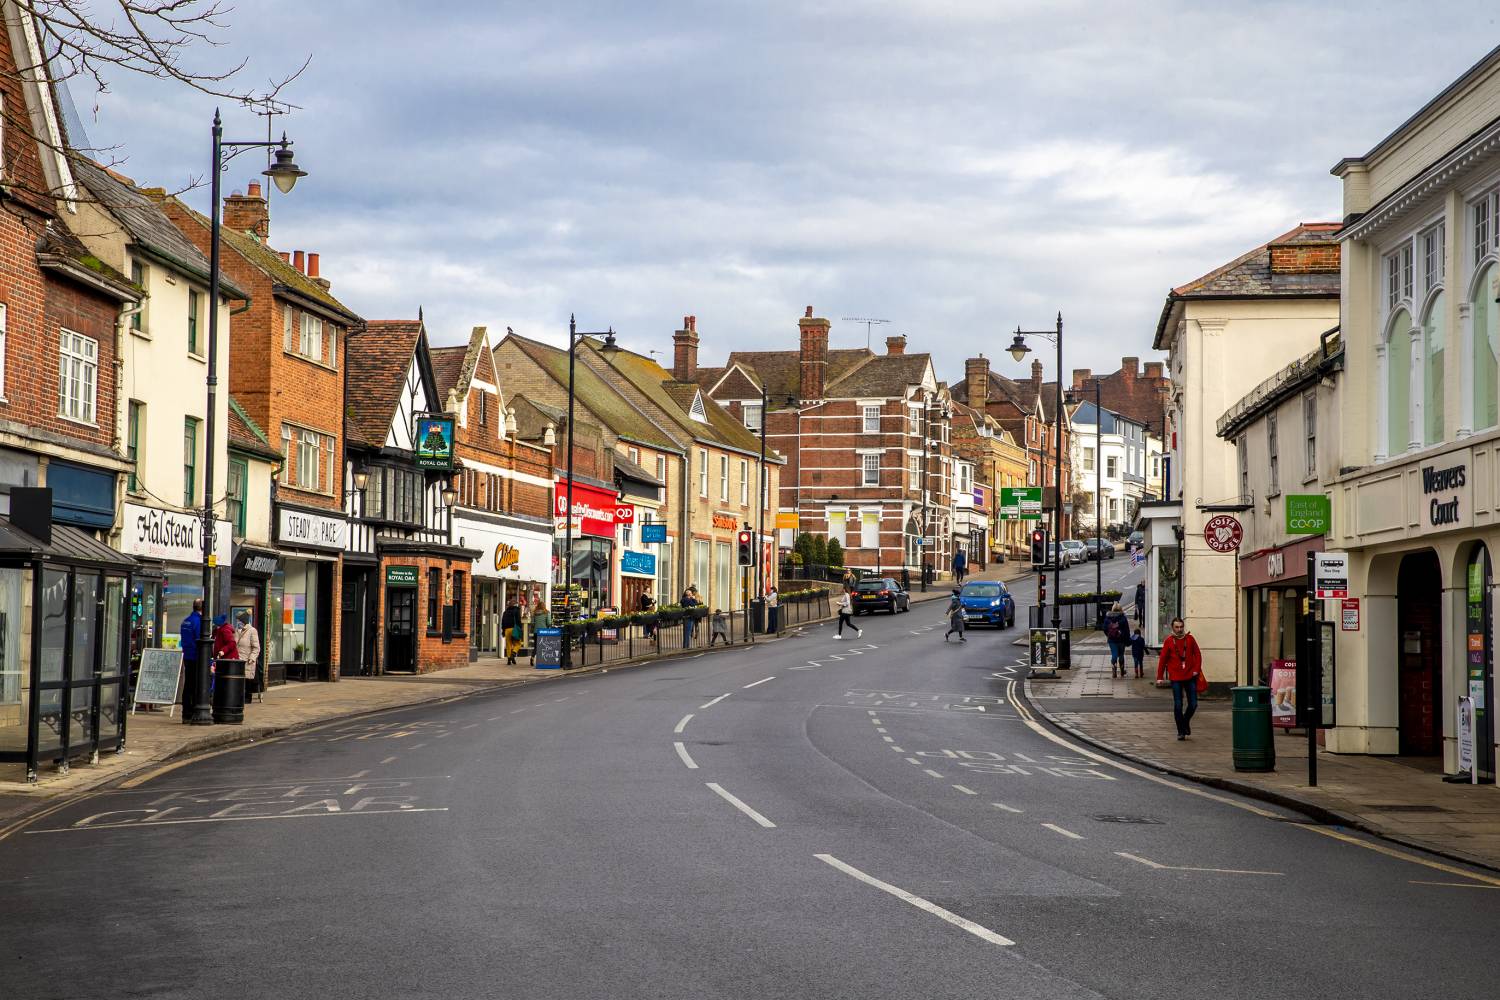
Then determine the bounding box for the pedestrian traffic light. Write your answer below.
[1030,528,1047,567]
[737,530,754,567]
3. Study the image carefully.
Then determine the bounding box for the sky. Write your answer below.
[70,0,1500,385]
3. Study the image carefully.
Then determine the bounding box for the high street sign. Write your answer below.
[1000,487,1043,521]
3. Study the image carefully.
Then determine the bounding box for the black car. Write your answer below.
[853,577,911,614]
[1085,538,1117,560]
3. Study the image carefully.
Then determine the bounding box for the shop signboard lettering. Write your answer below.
[534,628,563,669]
[1313,551,1348,599]
[121,502,231,564]
[277,507,348,550]
[775,512,800,531]
[1421,460,1466,528]
[385,565,419,587]
[1202,514,1243,553]
[1266,551,1284,578]
[553,480,618,537]
[1284,494,1331,535]
[132,648,183,713]
[240,553,279,576]
[712,511,739,531]
[414,413,456,470]
[641,523,667,544]
[621,551,656,577]
[494,544,520,573]
[614,504,635,525]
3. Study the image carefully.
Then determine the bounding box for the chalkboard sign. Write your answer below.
[534,627,563,670]
[133,648,183,714]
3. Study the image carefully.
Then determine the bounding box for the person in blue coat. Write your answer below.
[179,599,203,721]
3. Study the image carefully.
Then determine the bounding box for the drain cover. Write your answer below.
[1091,814,1164,825]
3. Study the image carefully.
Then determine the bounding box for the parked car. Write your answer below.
[1061,540,1088,564]
[852,576,910,614]
[1127,530,1144,550]
[958,581,1015,628]
[1085,538,1117,560]
[1045,542,1073,570]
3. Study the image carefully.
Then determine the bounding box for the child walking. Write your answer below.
[835,589,862,639]
[709,609,730,646]
[1130,627,1147,679]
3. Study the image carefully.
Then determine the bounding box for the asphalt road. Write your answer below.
[5,557,1499,999]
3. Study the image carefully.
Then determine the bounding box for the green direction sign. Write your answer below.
[1000,487,1043,521]
[385,565,419,588]
[1285,494,1331,535]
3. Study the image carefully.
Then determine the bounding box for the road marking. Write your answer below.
[410,743,427,749]
[462,723,478,730]
[923,769,945,779]
[486,716,503,722]
[346,769,371,779]
[705,782,777,828]
[743,676,775,689]
[553,696,570,703]
[1303,826,1500,887]
[890,746,905,752]
[867,710,878,717]
[952,785,978,795]
[674,742,699,769]
[510,708,528,714]
[1410,880,1500,889]
[1115,852,1281,876]
[875,727,887,733]
[27,808,450,833]
[814,854,1014,947]
[882,736,895,743]
[674,714,693,734]
[906,757,921,765]
[700,693,731,709]
[1041,823,1083,840]
[992,802,1023,814]
[379,756,398,765]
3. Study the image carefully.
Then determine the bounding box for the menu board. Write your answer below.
[133,648,183,713]
[534,628,563,670]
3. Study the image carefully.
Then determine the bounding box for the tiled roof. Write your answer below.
[613,450,663,487]
[691,366,727,391]
[346,319,422,448]
[1170,223,1342,299]
[33,222,136,296]
[430,346,467,402]
[722,348,871,407]
[712,365,764,400]
[227,397,282,461]
[71,158,246,298]
[826,353,933,397]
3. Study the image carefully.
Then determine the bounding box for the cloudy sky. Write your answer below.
[73,1,1499,383]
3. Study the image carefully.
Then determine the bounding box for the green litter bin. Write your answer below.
[1231,685,1275,772]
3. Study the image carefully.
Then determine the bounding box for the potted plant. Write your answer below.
[658,603,685,624]
[293,643,306,661]
[689,604,709,620]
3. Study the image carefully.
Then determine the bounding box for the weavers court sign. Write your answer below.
[1421,460,1466,527]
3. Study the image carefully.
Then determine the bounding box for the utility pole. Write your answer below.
[843,317,890,351]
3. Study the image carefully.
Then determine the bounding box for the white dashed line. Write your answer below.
[951,785,978,795]
[992,802,1023,814]
[700,693,731,709]
[674,742,699,769]
[674,714,693,733]
[815,854,1014,947]
[379,756,398,765]
[743,676,775,689]
[867,710,878,716]
[510,708,528,714]
[1041,823,1084,840]
[923,769,945,779]
[890,746,905,752]
[706,782,777,828]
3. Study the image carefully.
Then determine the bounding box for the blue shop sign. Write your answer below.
[621,550,657,577]
[48,461,117,528]
[641,523,667,544]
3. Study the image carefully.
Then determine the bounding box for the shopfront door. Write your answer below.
[1397,550,1443,757]
[341,570,374,676]
[385,587,416,673]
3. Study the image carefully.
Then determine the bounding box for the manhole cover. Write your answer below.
[1091,815,1164,825]
[1366,804,1447,813]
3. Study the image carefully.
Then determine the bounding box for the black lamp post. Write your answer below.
[1067,380,1103,607]
[190,110,306,726]
[559,317,616,668]
[755,380,768,617]
[1007,313,1064,634]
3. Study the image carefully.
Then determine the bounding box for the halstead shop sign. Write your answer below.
[1421,461,1466,527]
[277,507,349,550]
[121,502,231,564]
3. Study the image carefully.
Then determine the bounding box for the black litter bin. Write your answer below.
[1231,686,1275,772]
[1058,629,1071,669]
[212,658,246,725]
[750,598,767,634]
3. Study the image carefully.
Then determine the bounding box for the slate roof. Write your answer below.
[691,366,727,391]
[33,222,137,299]
[826,353,933,398]
[719,348,872,407]
[227,396,282,461]
[71,158,246,298]
[346,320,423,448]
[613,449,664,487]
[1169,223,1342,299]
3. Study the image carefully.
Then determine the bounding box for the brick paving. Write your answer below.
[1028,640,1500,872]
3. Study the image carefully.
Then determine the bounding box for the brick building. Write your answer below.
[431,326,554,656]
[950,401,1030,563]
[160,185,362,680]
[1067,357,1172,440]
[696,309,952,581]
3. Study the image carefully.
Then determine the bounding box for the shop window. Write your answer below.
[714,541,731,611]
[693,539,710,596]
[0,567,28,752]
[1473,263,1499,433]
[657,539,673,599]
[427,568,441,631]
[268,560,317,662]
[1423,290,1446,446]
[450,570,466,633]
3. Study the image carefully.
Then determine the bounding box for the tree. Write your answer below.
[825,537,844,568]
[794,532,815,565]
[809,534,828,566]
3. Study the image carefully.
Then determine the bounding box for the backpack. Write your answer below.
[1106,615,1126,642]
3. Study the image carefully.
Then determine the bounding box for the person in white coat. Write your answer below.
[835,588,862,639]
[235,611,262,701]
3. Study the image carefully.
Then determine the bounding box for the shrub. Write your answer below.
[826,537,844,568]
[810,534,828,565]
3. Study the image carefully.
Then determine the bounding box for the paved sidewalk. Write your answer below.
[1026,641,1500,873]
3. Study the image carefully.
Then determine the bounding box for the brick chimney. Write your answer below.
[1121,356,1139,380]
[307,252,332,291]
[672,315,699,380]
[1030,359,1043,395]
[798,306,830,401]
[886,334,906,356]
[293,250,305,273]
[1270,240,1341,274]
[964,356,989,407]
[1071,368,1091,390]
[223,180,269,240]
[1144,361,1164,379]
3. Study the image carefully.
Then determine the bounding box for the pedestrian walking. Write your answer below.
[178,599,203,721]
[766,585,779,633]
[681,586,701,648]
[1129,626,1146,679]
[1156,617,1206,740]
[501,596,524,664]
[944,587,967,642]
[835,588,862,639]
[952,548,967,583]
[1103,602,1131,678]
[235,611,261,702]
[709,609,730,646]
[1134,581,1147,626]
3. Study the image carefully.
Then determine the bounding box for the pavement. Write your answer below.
[1026,638,1500,873]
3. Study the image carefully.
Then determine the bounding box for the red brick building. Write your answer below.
[1068,357,1171,440]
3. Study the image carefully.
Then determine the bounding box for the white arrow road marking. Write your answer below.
[1115,852,1282,876]
[674,742,699,769]
[674,714,693,734]
[815,854,1014,947]
[706,783,777,828]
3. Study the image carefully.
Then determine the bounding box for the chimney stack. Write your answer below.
[964,356,990,407]
[1030,359,1044,394]
[1121,356,1139,380]
[293,250,305,274]
[308,253,320,278]
[798,306,831,402]
[278,251,291,264]
[223,179,269,240]
[1144,361,1164,379]
[1071,368,1092,390]
[672,314,699,380]
[885,334,906,356]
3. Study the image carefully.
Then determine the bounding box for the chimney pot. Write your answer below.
[805,306,813,318]
[1144,361,1164,379]
[885,334,906,355]
[222,181,270,240]
[278,251,291,263]
[293,250,305,273]
[308,252,320,278]
[247,180,262,198]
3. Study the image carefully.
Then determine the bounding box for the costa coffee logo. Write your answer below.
[1203,514,1243,553]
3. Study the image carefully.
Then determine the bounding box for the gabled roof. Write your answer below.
[826,353,933,398]
[227,396,282,461]
[346,319,425,448]
[430,346,467,402]
[721,348,872,407]
[430,326,497,412]
[707,363,764,400]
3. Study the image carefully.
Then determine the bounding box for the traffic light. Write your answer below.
[1030,528,1048,567]
[737,530,754,567]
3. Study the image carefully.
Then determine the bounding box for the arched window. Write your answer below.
[1423,291,1446,446]
[1473,262,1498,433]
[1385,308,1412,457]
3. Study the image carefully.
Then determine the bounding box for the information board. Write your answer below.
[133,648,183,714]
[1001,487,1043,521]
[534,627,563,669]
[1313,551,1349,599]
[1028,628,1059,676]
[1269,659,1297,729]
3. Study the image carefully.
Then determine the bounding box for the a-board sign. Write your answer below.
[1313,551,1349,599]
[1029,628,1059,675]
[133,648,183,712]
[534,627,563,669]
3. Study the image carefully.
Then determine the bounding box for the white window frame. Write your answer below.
[743,402,762,433]
[657,454,668,502]
[861,453,880,487]
[719,454,729,501]
[1083,446,1094,472]
[1304,389,1317,479]
[1267,411,1280,496]
[1104,454,1118,480]
[698,450,708,498]
[739,459,749,505]
[299,312,324,362]
[58,328,98,425]
[862,404,881,433]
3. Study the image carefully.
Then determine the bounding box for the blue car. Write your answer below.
[959,581,1015,628]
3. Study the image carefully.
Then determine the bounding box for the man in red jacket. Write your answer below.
[1156,617,1204,740]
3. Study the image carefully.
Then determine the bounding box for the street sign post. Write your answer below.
[1000,487,1043,521]
[1313,551,1349,599]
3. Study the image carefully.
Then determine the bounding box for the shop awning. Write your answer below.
[0,517,136,569]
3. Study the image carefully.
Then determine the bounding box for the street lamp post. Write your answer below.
[190,110,306,726]
[755,381,768,620]
[1008,313,1064,634]
[559,317,616,669]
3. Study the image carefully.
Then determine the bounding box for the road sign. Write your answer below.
[1202,514,1243,553]
[1000,487,1043,521]
[1313,551,1349,599]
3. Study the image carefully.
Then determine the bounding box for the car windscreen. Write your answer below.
[962,584,1003,597]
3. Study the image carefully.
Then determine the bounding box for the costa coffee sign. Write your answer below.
[1203,514,1243,553]
[554,479,619,537]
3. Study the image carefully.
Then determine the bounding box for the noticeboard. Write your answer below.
[1029,628,1059,675]
[534,627,563,669]
[133,648,183,712]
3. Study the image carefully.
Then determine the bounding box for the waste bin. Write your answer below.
[212,658,246,725]
[750,598,767,634]
[1231,685,1275,772]
[1058,628,1071,669]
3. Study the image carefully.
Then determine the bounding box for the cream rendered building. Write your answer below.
[1150,226,1341,677]
[1327,47,1500,774]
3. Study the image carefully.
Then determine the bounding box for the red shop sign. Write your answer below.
[554,480,619,537]
[1203,514,1243,553]
[614,504,636,525]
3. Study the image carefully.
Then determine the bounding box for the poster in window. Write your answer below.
[414,413,456,469]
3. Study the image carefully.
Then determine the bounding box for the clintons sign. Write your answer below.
[554,480,619,537]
